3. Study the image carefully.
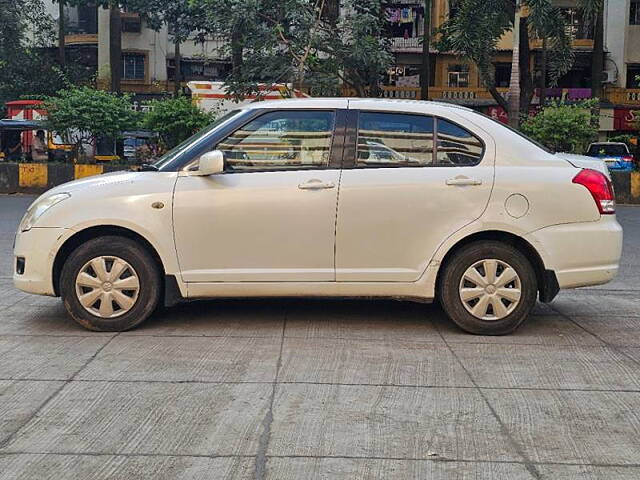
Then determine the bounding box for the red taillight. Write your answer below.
[572,169,615,215]
[622,155,634,163]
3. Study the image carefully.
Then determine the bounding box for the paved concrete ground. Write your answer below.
[0,194,639,480]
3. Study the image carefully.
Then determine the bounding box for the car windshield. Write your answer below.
[152,109,242,170]
[586,144,628,157]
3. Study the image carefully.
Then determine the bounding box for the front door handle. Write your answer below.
[298,179,336,190]
[445,176,482,186]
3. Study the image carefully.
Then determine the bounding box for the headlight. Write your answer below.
[19,193,71,232]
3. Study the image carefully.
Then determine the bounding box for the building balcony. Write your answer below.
[378,86,508,102]
[389,37,422,53]
[342,85,509,104]
[530,38,594,50]
[64,34,98,45]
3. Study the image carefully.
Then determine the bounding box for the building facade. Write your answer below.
[42,0,639,137]
[43,1,230,101]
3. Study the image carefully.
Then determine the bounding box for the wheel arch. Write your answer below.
[434,230,557,303]
[52,225,166,297]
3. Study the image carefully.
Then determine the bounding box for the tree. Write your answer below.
[314,0,393,96]
[520,100,598,153]
[192,0,392,98]
[142,96,215,148]
[438,0,574,123]
[507,0,522,128]
[420,0,432,100]
[58,0,66,68]
[578,0,604,100]
[44,86,141,159]
[0,0,69,115]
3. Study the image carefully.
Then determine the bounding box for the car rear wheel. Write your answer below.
[438,241,537,335]
[60,236,161,331]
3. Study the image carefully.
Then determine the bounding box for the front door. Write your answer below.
[173,107,345,282]
[335,106,495,282]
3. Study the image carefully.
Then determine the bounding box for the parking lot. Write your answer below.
[0,194,639,479]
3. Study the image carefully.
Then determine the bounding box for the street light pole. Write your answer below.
[507,0,521,128]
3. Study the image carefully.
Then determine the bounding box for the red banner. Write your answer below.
[613,108,639,131]
[485,106,540,124]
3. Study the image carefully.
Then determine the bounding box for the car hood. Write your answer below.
[47,170,148,196]
[554,152,611,180]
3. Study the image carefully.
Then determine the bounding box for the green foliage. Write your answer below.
[143,96,215,148]
[315,0,393,96]
[0,0,69,115]
[437,0,577,110]
[520,100,599,153]
[191,0,391,98]
[44,87,142,150]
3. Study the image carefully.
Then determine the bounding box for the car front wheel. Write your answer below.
[438,241,537,335]
[60,236,161,331]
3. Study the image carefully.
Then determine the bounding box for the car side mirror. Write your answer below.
[195,150,224,176]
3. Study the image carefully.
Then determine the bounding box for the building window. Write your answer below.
[122,53,145,80]
[560,8,592,39]
[385,5,425,38]
[448,0,460,19]
[627,65,640,88]
[631,0,640,25]
[447,64,469,88]
[494,63,511,88]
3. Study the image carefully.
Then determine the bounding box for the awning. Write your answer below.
[0,119,43,130]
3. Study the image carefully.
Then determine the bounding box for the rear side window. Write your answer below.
[357,112,434,166]
[436,119,484,166]
[356,112,483,167]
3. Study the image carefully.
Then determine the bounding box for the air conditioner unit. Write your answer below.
[602,70,617,84]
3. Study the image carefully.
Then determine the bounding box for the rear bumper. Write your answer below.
[525,216,622,289]
[13,227,70,296]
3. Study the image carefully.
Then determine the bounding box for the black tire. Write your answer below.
[60,236,161,332]
[438,241,537,335]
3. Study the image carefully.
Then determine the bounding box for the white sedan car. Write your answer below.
[14,99,623,334]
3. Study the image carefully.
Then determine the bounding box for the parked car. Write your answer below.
[586,142,636,172]
[14,99,623,335]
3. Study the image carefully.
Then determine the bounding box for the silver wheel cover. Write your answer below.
[75,256,140,318]
[459,259,522,321]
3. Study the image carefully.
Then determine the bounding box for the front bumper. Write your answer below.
[525,216,623,289]
[13,227,70,296]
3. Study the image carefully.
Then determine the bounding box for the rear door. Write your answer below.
[335,103,495,282]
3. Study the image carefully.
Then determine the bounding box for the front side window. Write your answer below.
[217,110,335,171]
[356,112,483,167]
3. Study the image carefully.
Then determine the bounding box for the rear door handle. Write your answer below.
[298,179,336,190]
[445,176,482,186]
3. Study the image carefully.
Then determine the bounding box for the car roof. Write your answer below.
[243,97,476,113]
[0,119,43,130]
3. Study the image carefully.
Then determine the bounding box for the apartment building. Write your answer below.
[384,1,595,101]
[604,0,640,133]
[42,1,638,137]
[43,1,229,101]
[381,0,640,138]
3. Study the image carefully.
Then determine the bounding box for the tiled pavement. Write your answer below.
[0,195,638,479]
